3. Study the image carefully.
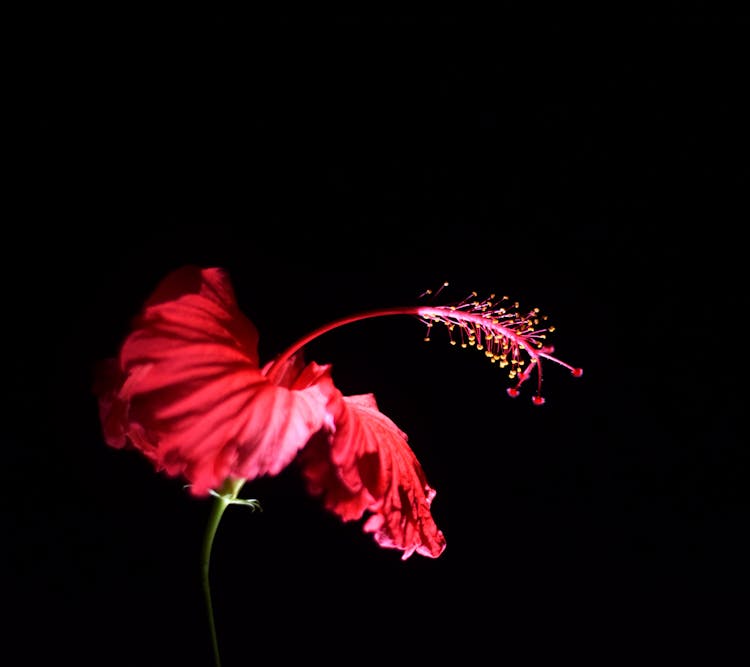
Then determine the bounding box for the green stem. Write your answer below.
[201,477,246,667]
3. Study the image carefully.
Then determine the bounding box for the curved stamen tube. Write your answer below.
[266,299,582,404]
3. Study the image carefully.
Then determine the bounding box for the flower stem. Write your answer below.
[201,477,246,667]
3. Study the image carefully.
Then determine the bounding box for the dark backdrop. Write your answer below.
[9,8,747,666]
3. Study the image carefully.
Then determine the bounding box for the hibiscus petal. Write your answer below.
[94,266,338,495]
[300,393,446,560]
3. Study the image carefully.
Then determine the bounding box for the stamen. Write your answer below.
[419,281,450,300]
[265,291,582,406]
[417,294,581,404]
[434,281,449,298]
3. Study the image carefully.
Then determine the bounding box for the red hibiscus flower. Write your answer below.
[95,265,446,559]
[96,264,582,666]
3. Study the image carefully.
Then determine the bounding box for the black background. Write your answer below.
[9,8,748,666]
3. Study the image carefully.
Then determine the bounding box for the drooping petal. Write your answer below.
[94,266,338,495]
[299,392,446,560]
